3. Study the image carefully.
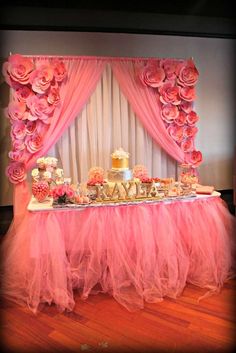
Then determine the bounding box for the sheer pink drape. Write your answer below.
[111,60,185,163]
[13,58,106,218]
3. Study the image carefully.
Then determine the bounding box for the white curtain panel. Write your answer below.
[49,64,177,184]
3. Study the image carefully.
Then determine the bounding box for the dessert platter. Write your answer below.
[29,148,217,211]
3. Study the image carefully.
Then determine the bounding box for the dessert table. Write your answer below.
[1,192,235,314]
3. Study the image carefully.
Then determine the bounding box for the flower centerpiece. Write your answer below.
[51,184,75,205]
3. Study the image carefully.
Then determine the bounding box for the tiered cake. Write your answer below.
[107,148,133,182]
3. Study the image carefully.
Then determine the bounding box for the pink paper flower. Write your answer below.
[179,87,196,102]
[14,85,33,102]
[47,85,60,105]
[6,161,26,184]
[175,111,187,126]
[12,139,25,151]
[160,59,177,80]
[186,150,203,167]
[159,82,181,105]
[26,95,55,123]
[161,104,179,122]
[25,120,37,135]
[177,60,199,87]
[167,124,184,143]
[29,64,54,94]
[25,132,43,153]
[133,164,149,179]
[180,101,193,113]
[181,138,194,152]
[2,54,34,85]
[139,64,165,88]
[52,59,67,82]
[11,121,26,140]
[186,111,199,125]
[184,125,198,138]
[8,150,24,162]
[7,101,26,121]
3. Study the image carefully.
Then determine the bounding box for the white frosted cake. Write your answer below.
[107,148,133,182]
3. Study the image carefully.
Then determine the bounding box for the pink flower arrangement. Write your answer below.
[137,58,202,167]
[88,167,105,183]
[133,164,149,179]
[3,54,67,183]
[51,184,75,204]
[87,177,104,186]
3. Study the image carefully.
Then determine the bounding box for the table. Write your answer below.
[1,193,235,313]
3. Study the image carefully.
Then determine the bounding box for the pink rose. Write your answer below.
[159,82,181,105]
[140,64,165,88]
[29,64,54,94]
[181,138,194,152]
[7,101,26,121]
[160,59,177,80]
[47,85,60,105]
[65,186,75,198]
[26,95,55,123]
[186,111,199,125]
[14,85,32,102]
[167,124,184,143]
[52,60,67,82]
[12,139,25,151]
[2,54,34,85]
[11,121,26,140]
[184,126,198,138]
[175,111,187,126]
[6,161,26,184]
[161,104,179,123]
[186,150,202,167]
[177,60,199,87]
[8,150,24,162]
[180,101,193,113]
[25,132,43,153]
[179,87,196,102]
[25,120,37,135]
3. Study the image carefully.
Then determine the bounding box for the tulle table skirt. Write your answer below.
[1,196,235,313]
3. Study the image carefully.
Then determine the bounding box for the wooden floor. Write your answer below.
[1,280,236,353]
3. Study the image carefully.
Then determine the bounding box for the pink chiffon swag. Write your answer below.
[1,197,235,313]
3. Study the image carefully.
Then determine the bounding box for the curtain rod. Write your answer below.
[9,53,191,61]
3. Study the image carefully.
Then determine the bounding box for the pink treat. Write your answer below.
[32,181,49,202]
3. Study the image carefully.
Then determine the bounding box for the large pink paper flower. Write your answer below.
[11,121,26,140]
[7,101,26,121]
[184,125,198,138]
[139,64,165,88]
[167,124,184,143]
[6,161,26,184]
[47,85,60,105]
[12,139,25,151]
[160,59,177,80]
[181,138,194,152]
[8,150,24,162]
[159,82,181,105]
[25,120,37,135]
[14,85,32,102]
[25,132,43,153]
[179,86,196,102]
[180,101,193,113]
[2,54,34,85]
[52,59,67,82]
[161,104,179,122]
[186,150,202,167]
[29,64,54,94]
[177,60,199,87]
[186,111,199,125]
[175,111,187,126]
[26,95,55,123]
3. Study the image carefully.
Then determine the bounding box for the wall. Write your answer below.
[0,30,235,205]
